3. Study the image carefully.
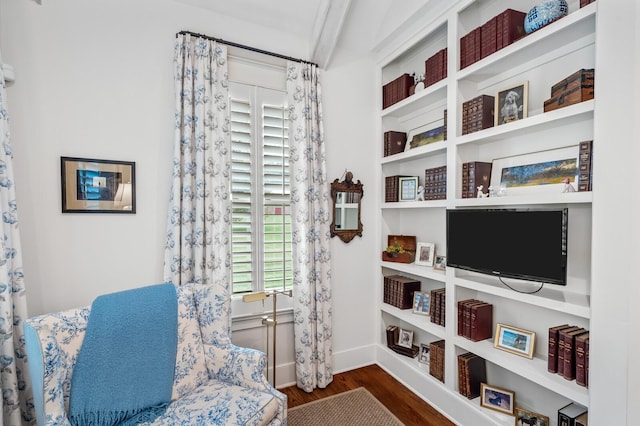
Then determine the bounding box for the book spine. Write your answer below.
[548,327,560,373]
[578,140,593,191]
[575,334,588,387]
[557,332,566,376]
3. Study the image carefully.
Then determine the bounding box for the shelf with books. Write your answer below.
[453,336,589,406]
[453,191,592,207]
[381,303,446,339]
[453,274,590,319]
[454,99,594,148]
[381,139,447,165]
[457,3,596,83]
[382,261,447,282]
[381,80,447,119]
[382,200,448,209]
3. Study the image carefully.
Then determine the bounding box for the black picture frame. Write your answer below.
[61,156,136,214]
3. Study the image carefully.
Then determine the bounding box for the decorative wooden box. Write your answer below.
[382,235,416,263]
[544,69,594,112]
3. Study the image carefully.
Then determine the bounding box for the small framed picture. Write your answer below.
[480,383,515,416]
[418,343,430,365]
[413,291,431,315]
[434,255,446,271]
[494,324,536,359]
[398,176,419,201]
[495,81,529,126]
[415,242,435,266]
[515,407,549,426]
[397,328,413,348]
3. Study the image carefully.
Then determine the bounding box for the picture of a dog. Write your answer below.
[500,90,523,123]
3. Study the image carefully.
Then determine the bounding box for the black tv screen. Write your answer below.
[446,208,568,285]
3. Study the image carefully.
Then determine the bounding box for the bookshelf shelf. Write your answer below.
[381,303,446,338]
[453,337,589,406]
[453,275,590,319]
[381,140,447,165]
[381,80,447,119]
[453,191,592,207]
[381,261,447,282]
[381,200,447,209]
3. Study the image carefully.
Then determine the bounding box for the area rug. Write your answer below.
[287,387,404,425]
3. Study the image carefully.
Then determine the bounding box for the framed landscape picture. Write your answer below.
[490,145,580,196]
[494,324,535,359]
[515,407,549,426]
[480,383,515,416]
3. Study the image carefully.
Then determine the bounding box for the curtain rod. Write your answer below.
[176,30,317,67]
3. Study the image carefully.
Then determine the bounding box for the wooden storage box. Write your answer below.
[382,235,417,263]
[550,68,594,97]
[544,69,594,112]
[383,274,421,309]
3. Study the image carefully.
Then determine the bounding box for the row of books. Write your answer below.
[430,288,446,326]
[460,9,527,69]
[457,352,486,399]
[424,166,447,200]
[383,275,420,310]
[461,161,492,198]
[578,140,593,192]
[548,324,589,387]
[384,175,409,203]
[461,94,494,135]
[429,339,445,382]
[382,73,414,109]
[424,48,447,88]
[457,299,493,342]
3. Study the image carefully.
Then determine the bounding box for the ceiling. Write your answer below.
[173,0,354,68]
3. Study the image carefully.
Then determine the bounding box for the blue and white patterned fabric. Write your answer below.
[286,61,333,392]
[0,51,33,425]
[163,34,232,288]
[524,0,569,33]
[24,284,286,426]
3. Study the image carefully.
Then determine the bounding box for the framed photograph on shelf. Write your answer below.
[415,242,435,266]
[515,407,549,426]
[495,81,528,125]
[412,291,431,315]
[397,328,413,348]
[398,176,418,201]
[494,324,536,359]
[480,383,515,416]
[418,343,430,365]
[434,255,446,271]
[61,157,136,214]
[490,145,580,197]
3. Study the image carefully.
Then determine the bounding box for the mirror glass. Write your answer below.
[330,172,363,243]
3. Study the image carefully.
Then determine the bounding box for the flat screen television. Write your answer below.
[446,208,568,285]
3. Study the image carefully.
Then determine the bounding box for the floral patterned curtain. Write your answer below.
[286,61,333,392]
[0,55,32,424]
[163,35,232,291]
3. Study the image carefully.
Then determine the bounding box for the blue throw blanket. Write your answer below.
[69,283,178,426]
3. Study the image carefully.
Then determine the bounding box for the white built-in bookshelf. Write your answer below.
[375,1,596,425]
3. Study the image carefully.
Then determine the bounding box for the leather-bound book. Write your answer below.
[470,302,493,342]
[548,324,571,373]
[575,332,590,387]
[564,329,589,381]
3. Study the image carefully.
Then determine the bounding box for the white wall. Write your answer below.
[0,0,379,387]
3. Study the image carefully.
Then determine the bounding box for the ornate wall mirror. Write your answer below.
[330,171,363,243]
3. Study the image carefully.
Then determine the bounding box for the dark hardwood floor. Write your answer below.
[280,364,455,426]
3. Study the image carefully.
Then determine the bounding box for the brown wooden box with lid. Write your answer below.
[544,69,595,112]
[382,235,417,263]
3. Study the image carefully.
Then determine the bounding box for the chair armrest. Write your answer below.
[203,344,287,412]
[24,323,72,426]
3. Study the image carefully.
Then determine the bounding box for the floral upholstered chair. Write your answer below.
[23,283,287,425]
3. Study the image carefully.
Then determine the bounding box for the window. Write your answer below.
[230,82,292,294]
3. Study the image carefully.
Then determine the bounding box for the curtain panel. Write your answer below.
[286,61,333,392]
[0,55,32,425]
[163,35,232,295]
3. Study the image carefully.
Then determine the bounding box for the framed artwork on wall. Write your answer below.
[61,157,136,214]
